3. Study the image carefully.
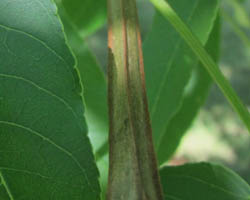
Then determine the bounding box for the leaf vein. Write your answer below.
[0,23,75,83]
[0,167,83,188]
[0,171,14,200]
[168,174,249,199]
[0,120,91,189]
[0,73,79,125]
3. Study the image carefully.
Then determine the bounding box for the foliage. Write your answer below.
[0,0,249,199]
[160,162,250,200]
[0,1,100,199]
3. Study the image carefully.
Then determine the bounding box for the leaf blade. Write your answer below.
[60,12,109,198]
[160,162,250,200]
[157,16,221,164]
[143,0,219,149]
[0,0,100,199]
[60,9,109,158]
[149,0,250,133]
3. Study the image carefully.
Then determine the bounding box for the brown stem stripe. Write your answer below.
[107,0,164,200]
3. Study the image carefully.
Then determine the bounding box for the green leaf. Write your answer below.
[0,0,100,199]
[60,9,109,159]
[60,11,109,198]
[150,0,250,133]
[157,17,221,164]
[160,162,250,200]
[0,178,9,199]
[97,154,109,199]
[61,0,106,37]
[143,0,219,149]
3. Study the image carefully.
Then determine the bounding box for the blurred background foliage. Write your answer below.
[171,0,250,184]
[175,0,250,182]
[60,0,250,184]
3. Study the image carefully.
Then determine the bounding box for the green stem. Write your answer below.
[149,0,250,133]
[107,0,164,199]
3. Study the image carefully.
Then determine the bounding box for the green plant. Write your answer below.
[0,0,250,199]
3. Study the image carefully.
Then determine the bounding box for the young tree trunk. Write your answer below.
[107,0,164,199]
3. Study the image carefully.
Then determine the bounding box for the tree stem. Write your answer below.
[107,0,164,199]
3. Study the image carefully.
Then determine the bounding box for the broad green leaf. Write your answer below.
[143,0,219,149]
[60,9,108,158]
[157,17,221,164]
[0,0,100,199]
[60,12,109,198]
[61,0,106,37]
[150,0,250,133]
[0,178,9,199]
[160,162,250,200]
